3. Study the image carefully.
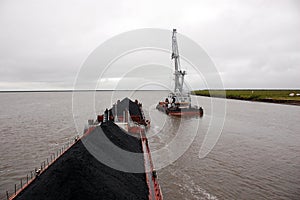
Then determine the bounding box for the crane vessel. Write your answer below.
[156,29,204,117]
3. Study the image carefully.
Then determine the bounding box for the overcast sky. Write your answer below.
[0,0,299,90]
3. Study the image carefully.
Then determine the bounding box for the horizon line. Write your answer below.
[1,88,300,93]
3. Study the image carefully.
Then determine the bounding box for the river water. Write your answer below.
[0,91,299,199]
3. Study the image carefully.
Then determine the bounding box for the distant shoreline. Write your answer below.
[0,90,169,93]
[1,89,300,106]
[193,90,300,106]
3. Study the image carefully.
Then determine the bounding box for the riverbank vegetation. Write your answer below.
[192,90,300,105]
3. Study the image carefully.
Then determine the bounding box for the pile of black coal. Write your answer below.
[15,123,148,200]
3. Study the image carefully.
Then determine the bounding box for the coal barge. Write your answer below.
[6,98,162,200]
[156,29,204,117]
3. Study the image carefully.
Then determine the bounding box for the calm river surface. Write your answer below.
[0,91,299,199]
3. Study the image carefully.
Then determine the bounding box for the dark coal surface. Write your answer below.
[111,97,142,117]
[100,121,142,153]
[15,123,148,200]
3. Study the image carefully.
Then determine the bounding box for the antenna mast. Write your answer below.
[171,29,186,94]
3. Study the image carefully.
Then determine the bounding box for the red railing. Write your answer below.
[140,132,163,200]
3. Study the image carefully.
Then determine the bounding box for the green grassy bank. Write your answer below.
[192,90,300,105]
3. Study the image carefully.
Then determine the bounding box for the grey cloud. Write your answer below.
[0,0,299,90]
